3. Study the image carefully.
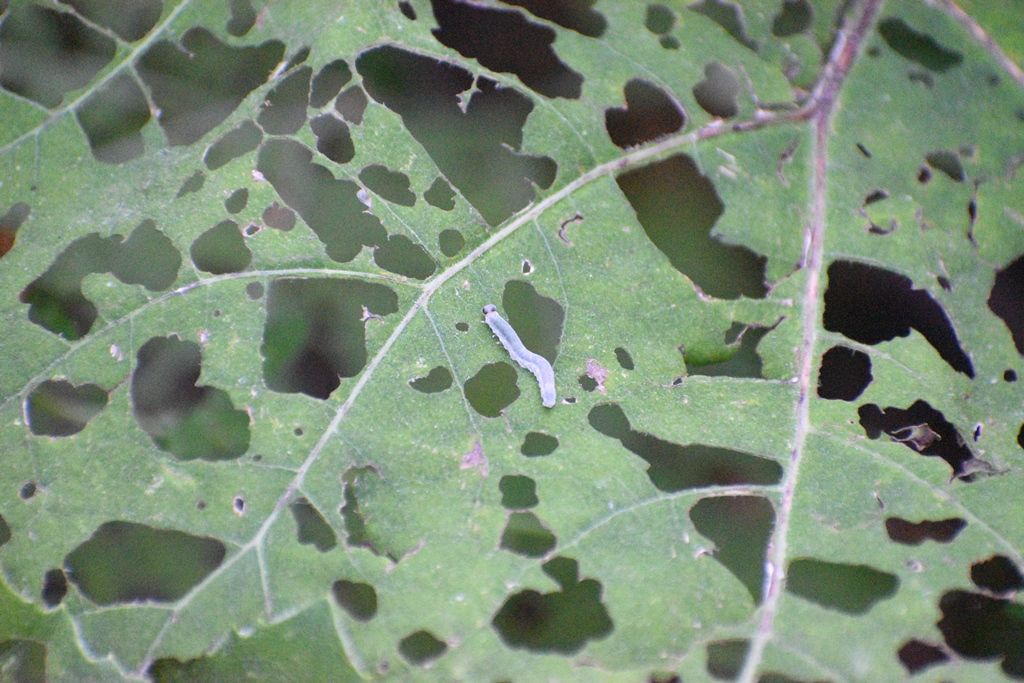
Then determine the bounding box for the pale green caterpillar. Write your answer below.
[483,304,556,408]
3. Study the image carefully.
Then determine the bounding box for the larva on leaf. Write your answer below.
[482,304,556,408]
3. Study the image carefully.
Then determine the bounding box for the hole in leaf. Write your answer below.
[137,28,284,145]
[224,188,248,214]
[262,203,296,231]
[589,403,782,491]
[64,521,225,605]
[688,0,757,51]
[438,228,464,256]
[226,0,257,36]
[357,46,556,226]
[41,568,67,608]
[521,431,558,457]
[884,517,966,545]
[398,630,447,666]
[645,4,675,34]
[605,79,685,149]
[360,165,417,206]
[429,0,583,99]
[0,201,29,258]
[786,558,899,614]
[310,59,352,108]
[75,73,150,164]
[262,278,399,399]
[289,497,338,552]
[334,85,368,124]
[971,555,1024,594]
[0,4,115,107]
[500,511,555,557]
[499,0,606,37]
[20,482,37,500]
[233,496,246,514]
[257,138,386,262]
[426,178,457,211]
[309,114,354,165]
[499,475,538,509]
[659,35,680,49]
[398,1,416,20]
[190,220,252,274]
[856,142,872,158]
[204,120,263,171]
[817,345,872,401]
[492,556,612,653]
[692,62,741,118]
[409,366,453,393]
[59,0,161,41]
[374,235,436,280]
[0,514,10,547]
[824,260,973,376]
[897,639,949,674]
[925,150,965,182]
[706,639,749,680]
[177,171,205,198]
[1006,369,1018,382]
[771,0,811,36]
[689,495,774,603]
[464,362,519,417]
[26,380,107,437]
[877,17,962,73]
[332,579,378,621]
[617,154,767,299]
[132,335,251,461]
[988,254,1024,355]
[937,590,1024,676]
[455,321,469,332]
[258,66,312,135]
[614,347,634,370]
[20,220,180,340]
[858,400,976,478]
[502,280,564,365]
[340,467,391,558]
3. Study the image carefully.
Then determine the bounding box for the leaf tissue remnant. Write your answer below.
[605,79,685,149]
[823,260,974,377]
[131,335,251,461]
[429,0,583,99]
[26,379,108,437]
[589,403,782,491]
[262,278,399,399]
[65,521,226,605]
[858,400,976,478]
[357,46,556,226]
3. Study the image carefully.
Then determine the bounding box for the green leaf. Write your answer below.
[1,0,1023,680]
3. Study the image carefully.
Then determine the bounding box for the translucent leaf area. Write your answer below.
[1,0,1023,680]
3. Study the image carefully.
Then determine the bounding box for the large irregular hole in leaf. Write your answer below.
[464,362,520,417]
[816,345,872,401]
[59,0,161,41]
[309,114,354,165]
[309,59,352,107]
[589,403,782,491]
[398,630,447,666]
[204,120,263,171]
[688,0,757,51]
[492,556,612,653]
[428,0,583,99]
[771,0,812,37]
[705,639,749,680]
[498,0,606,38]
[137,28,284,145]
[877,17,962,73]
[501,279,564,364]
[521,431,558,457]
[884,517,966,545]
[190,220,252,275]
[785,558,899,614]
[409,366,453,394]
[257,138,386,262]
[20,220,180,340]
[262,278,399,399]
[75,72,151,164]
[0,640,46,683]
[374,235,436,280]
[226,0,257,37]
[64,520,226,605]
[500,511,555,557]
[359,165,416,207]
[689,495,774,603]
[41,568,68,608]
[289,497,338,552]
[692,62,741,119]
[334,86,368,125]
[0,201,30,258]
[605,79,685,149]
[988,254,1024,355]
[686,322,771,378]
[970,555,1024,594]
[0,4,115,107]
[357,46,556,226]
[332,579,378,621]
[897,639,950,675]
[823,260,974,377]
[937,590,1024,677]
[858,400,976,479]
[262,203,296,231]
[257,66,311,135]
[26,379,107,437]
[617,155,767,299]
[131,335,251,461]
